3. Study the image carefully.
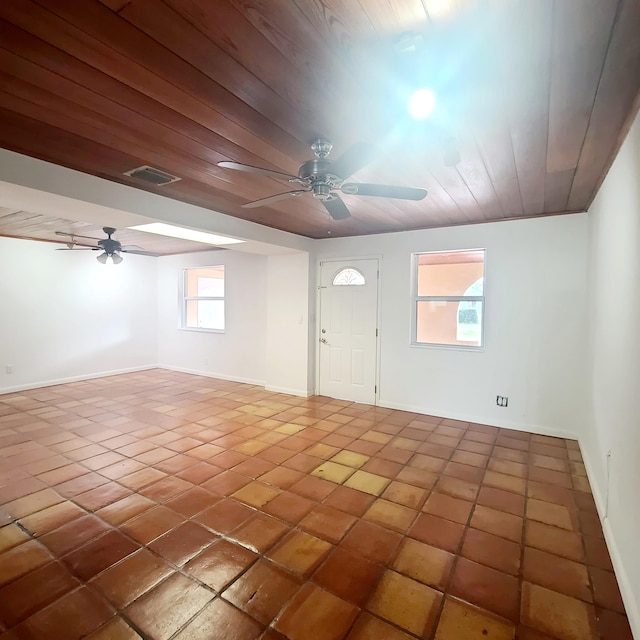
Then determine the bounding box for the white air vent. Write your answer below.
[123,165,182,186]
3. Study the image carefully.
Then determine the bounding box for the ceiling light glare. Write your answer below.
[128,223,244,245]
[409,88,436,120]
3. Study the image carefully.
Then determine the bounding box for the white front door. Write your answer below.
[318,259,379,404]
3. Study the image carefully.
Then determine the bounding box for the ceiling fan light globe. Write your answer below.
[111,252,124,264]
[96,252,108,264]
[312,183,332,200]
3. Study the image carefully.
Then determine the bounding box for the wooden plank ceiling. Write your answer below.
[0,208,217,256]
[0,0,639,240]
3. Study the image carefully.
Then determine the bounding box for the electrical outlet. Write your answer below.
[5,364,12,374]
[496,395,508,407]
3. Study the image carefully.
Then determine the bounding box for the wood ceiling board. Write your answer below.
[112,0,316,145]
[0,55,288,203]
[157,0,342,134]
[423,163,485,223]
[0,25,309,186]
[283,0,408,142]
[544,0,619,212]
[0,1,301,173]
[422,0,476,24]
[100,0,130,11]
[503,0,552,217]
[225,0,365,136]
[291,0,377,51]
[448,132,505,220]
[472,117,523,218]
[0,0,639,239]
[568,0,640,210]
[355,0,428,36]
[0,206,22,216]
[0,85,278,213]
[43,0,299,162]
[0,75,233,188]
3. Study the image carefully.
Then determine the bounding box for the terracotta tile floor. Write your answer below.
[0,370,633,640]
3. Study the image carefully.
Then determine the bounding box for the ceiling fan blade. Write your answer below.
[121,249,158,256]
[331,142,375,179]
[55,246,98,251]
[218,161,301,183]
[242,190,309,208]
[322,194,351,220]
[55,231,101,241]
[120,244,143,251]
[341,183,427,201]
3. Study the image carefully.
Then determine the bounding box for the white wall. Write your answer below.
[316,213,589,437]
[583,111,640,637]
[156,249,268,385]
[0,237,157,392]
[265,253,312,396]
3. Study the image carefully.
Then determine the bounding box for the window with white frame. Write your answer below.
[412,249,485,347]
[182,266,225,331]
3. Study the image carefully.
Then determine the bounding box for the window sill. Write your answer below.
[410,342,484,353]
[179,327,225,334]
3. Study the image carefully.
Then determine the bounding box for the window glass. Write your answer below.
[197,275,224,297]
[186,300,225,330]
[413,250,485,347]
[183,266,225,331]
[457,279,483,342]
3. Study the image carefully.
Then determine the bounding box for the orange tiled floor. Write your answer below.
[0,370,632,640]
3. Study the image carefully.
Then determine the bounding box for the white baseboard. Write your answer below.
[0,364,304,399]
[158,365,265,387]
[378,399,578,441]
[0,365,157,395]
[579,440,640,640]
[265,384,313,397]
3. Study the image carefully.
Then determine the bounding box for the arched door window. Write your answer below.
[333,268,365,286]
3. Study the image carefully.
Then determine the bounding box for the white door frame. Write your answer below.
[315,256,382,405]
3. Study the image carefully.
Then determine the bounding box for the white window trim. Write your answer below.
[181,266,225,333]
[410,249,486,350]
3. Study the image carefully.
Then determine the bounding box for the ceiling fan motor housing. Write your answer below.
[98,238,121,255]
[97,227,122,254]
[298,158,343,200]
